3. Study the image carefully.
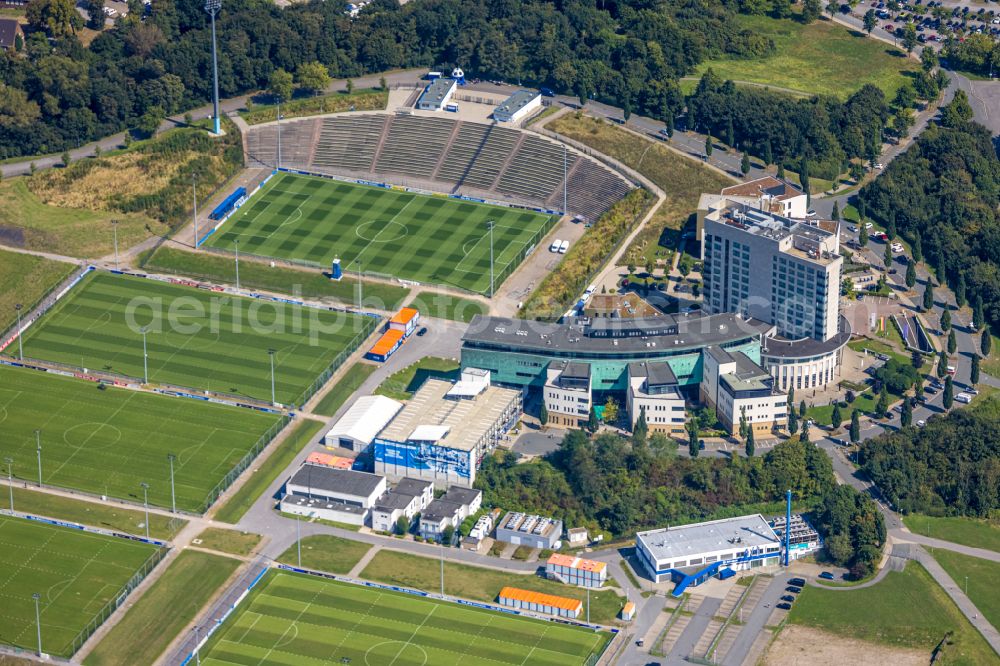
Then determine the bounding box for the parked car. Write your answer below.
[416,327,428,337]
[788,577,806,587]
[916,419,926,427]
[780,595,796,603]
[786,585,803,594]
[819,571,835,580]
[777,602,792,610]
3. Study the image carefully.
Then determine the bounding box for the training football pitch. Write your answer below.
[0,516,160,658]
[19,271,373,405]
[200,571,610,666]
[205,173,556,294]
[0,364,282,512]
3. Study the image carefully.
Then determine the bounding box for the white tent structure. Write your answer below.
[324,395,403,452]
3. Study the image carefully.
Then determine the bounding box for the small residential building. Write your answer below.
[416,77,457,111]
[366,329,405,362]
[701,346,786,437]
[498,587,582,619]
[621,601,636,621]
[280,464,387,525]
[419,486,482,541]
[566,527,589,547]
[0,18,23,50]
[493,90,542,123]
[389,308,420,338]
[323,395,403,452]
[370,477,434,533]
[627,362,686,437]
[545,554,607,588]
[543,362,591,428]
[636,514,783,593]
[495,512,563,550]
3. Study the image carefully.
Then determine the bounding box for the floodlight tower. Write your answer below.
[205,0,222,135]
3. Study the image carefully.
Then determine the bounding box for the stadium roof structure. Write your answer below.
[326,395,403,447]
[636,514,780,563]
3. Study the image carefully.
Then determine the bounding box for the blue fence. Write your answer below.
[209,187,247,221]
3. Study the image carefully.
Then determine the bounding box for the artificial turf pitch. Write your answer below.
[206,173,556,294]
[0,516,160,658]
[0,364,281,512]
[19,271,371,405]
[201,571,610,666]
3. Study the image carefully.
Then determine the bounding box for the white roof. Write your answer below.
[637,514,780,562]
[326,395,403,445]
[447,368,490,398]
[409,424,450,442]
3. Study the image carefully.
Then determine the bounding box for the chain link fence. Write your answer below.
[291,319,378,408]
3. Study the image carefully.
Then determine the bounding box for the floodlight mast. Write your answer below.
[205,0,222,135]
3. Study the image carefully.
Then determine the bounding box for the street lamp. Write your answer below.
[268,349,276,406]
[192,173,200,248]
[4,457,13,513]
[167,454,177,514]
[140,482,150,539]
[112,220,119,270]
[487,220,495,298]
[234,239,240,292]
[354,259,362,311]
[276,99,282,169]
[141,326,149,384]
[194,626,201,665]
[204,0,222,136]
[34,430,41,487]
[14,303,23,361]
[296,512,301,567]
[33,592,42,656]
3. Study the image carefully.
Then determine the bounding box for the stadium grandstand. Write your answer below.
[245,113,634,222]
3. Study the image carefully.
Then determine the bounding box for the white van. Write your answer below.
[955,392,972,404]
[558,240,569,254]
[550,239,563,253]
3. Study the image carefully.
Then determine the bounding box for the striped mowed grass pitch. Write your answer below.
[200,570,611,666]
[0,364,281,511]
[0,516,160,658]
[19,271,370,405]
[206,173,555,294]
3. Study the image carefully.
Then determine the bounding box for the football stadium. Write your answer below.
[0,516,163,658]
[18,271,373,406]
[0,364,283,512]
[199,570,611,666]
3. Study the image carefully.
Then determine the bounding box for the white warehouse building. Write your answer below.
[323,395,403,453]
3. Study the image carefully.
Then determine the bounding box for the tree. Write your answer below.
[603,397,620,425]
[345,79,354,95]
[875,385,889,418]
[739,406,748,440]
[905,260,916,288]
[799,157,810,199]
[800,418,810,445]
[634,406,648,445]
[777,163,786,179]
[788,403,798,435]
[921,46,938,73]
[911,233,922,263]
[971,354,980,385]
[587,406,599,433]
[940,90,973,128]
[902,23,918,54]
[850,161,864,183]
[863,8,877,34]
[686,420,699,458]
[740,151,750,176]
[940,308,951,333]
[763,141,773,166]
[955,274,967,308]
[943,376,953,409]
[831,402,843,431]
[539,401,548,427]
[665,116,674,139]
[831,201,840,221]
[972,295,984,331]
[850,409,861,443]
[937,350,948,378]
[85,0,104,30]
[859,223,869,248]
[268,68,294,103]
[884,242,894,272]
[901,398,912,427]
[61,151,70,167]
[380,76,388,91]
[26,0,82,38]
[745,427,756,457]
[726,118,735,148]
[705,135,713,158]
[911,349,924,370]
[922,282,934,311]
[799,400,807,419]
[981,330,992,358]
[136,106,164,138]
[948,329,957,355]
[802,0,822,23]
[441,524,455,545]
[396,515,409,535]
[623,97,632,122]
[297,62,331,96]
[841,277,855,299]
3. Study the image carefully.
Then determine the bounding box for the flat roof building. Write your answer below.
[495,512,564,550]
[281,464,387,526]
[373,370,521,487]
[546,554,607,588]
[493,90,542,124]
[498,587,582,619]
[418,486,482,541]
[416,77,457,111]
[371,477,434,533]
[323,395,403,452]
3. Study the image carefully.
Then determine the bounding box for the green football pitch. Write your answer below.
[0,516,160,658]
[205,173,556,294]
[201,571,610,666]
[19,271,374,405]
[0,364,282,512]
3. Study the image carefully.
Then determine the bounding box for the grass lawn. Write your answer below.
[21,271,374,405]
[0,364,281,512]
[848,336,911,367]
[694,14,920,99]
[375,356,460,400]
[201,570,611,665]
[904,515,1000,552]
[0,249,76,333]
[194,527,262,557]
[807,392,876,427]
[143,246,409,311]
[205,172,556,295]
[549,113,732,271]
[407,291,487,323]
[212,418,323,524]
[980,333,1000,378]
[9,487,186,540]
[0,516,161,658]
[360,549,625,626]
[930,549,1000,632]
[311,362,377,417]
[84,550,240,666]
[241,88,388,125]
[789,561,997,664]
[276,534,372,574]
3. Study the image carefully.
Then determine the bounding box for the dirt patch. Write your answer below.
[765,625,928,666]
